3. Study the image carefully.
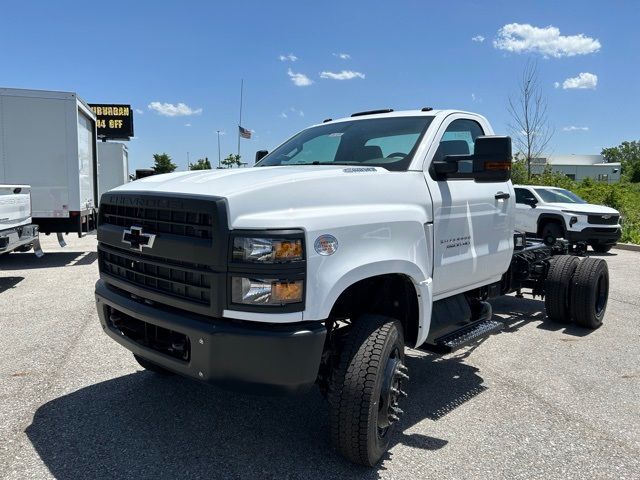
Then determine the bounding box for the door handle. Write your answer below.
[494,191,510,200]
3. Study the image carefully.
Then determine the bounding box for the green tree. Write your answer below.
[601,140,640,182]
[220,154,242,168]
[510,153,529,185]
[189,157,212,170]
[152,153,177,174]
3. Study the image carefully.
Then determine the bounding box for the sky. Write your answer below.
[1,0,638,171]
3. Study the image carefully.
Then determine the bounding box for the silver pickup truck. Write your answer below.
[0,185,41,256]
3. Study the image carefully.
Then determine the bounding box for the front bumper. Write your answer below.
[95,280,326,394]
[0,224,38,254]
[566,227,621,245]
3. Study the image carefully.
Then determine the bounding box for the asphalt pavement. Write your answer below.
[0,234,638,479]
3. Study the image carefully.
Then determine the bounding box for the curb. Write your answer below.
[613,243,640,252]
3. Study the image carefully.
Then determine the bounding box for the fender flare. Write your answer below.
[320,261,433,348]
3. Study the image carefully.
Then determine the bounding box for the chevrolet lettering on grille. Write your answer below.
[122,226,156,251]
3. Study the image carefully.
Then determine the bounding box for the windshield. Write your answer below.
[256,116,433,171]
[534,188,587,204]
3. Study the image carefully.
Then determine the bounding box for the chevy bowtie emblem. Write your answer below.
[122,226,156,251]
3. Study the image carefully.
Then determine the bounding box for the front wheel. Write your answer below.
[541,223,564,244]
[590,243,612,253]
[329,315,407,466]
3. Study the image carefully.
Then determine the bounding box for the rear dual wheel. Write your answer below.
[545,255,609,329]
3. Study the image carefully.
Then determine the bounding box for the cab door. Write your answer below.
[423,115,515,298]
[514,187,538,234]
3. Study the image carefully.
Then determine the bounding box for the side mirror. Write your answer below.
[525,198,538,208]
[471,136,512,182]
[432,158,459,176]
[255,150,269,164]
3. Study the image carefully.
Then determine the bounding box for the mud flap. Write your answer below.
[57,232,67,248]
[32,237,44,258]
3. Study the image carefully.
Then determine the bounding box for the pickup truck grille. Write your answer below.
[588,214,619,225]
[97,193,228,317]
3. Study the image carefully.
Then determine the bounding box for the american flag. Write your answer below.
[239,126,252,139]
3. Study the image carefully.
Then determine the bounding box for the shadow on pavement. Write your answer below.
[0,251,97,270]
[490,295,594,337]
[25,352,491,479]
[0,275,23,293]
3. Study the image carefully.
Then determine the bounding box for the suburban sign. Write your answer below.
[89,104,134,140]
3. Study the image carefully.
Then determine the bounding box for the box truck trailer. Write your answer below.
[0,88,98,243]
[97,142,129,199]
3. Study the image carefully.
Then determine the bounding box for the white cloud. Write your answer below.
[320,70,365,80]
[562,126,589,132]
[281,108,304,119]
[279,53,298,62]
[135,108,144,115]
[554,81,560,88]
[493,23,601,58]
[287,68,313,86]
[560,72,598,89]
[472,35,485,43]
[333,52,351,59]
[471,93,482,103]
[148,102,203,116]
[184,123,191,127]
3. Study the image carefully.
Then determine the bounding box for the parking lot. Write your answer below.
[0,234,638,480]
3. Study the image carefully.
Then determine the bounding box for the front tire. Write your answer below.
[541,222,564,244]
[590,243,612,253]
[329,315,407,466]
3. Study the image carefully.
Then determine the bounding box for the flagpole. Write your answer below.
[237,79,243,160]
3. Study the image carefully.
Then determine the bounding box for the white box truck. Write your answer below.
[97,142,129,199]
[0,88,98,242]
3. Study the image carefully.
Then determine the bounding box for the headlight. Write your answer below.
[231,277,304,305]
[232,237,304,263]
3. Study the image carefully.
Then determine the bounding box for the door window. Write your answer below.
[515,188,537,204]
[432,119,484,176]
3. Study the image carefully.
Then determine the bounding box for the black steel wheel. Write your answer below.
[545,255,580,323]
[329,315,406,466]
[570,258,609,329]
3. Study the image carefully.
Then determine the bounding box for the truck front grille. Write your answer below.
[588,214,619,225]
[100,202,213,239]
[99,245,215,310]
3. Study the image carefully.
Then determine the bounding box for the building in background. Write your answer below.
[531,154,621,183]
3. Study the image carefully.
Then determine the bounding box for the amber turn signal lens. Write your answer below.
[273,240,303,260]
[272,280,303,302]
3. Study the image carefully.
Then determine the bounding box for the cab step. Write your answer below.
[423,318,504,354]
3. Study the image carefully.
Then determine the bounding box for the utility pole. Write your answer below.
[237,79,243,160]
[216,130,221,168]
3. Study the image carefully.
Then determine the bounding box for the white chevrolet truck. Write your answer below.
[95,109,610,466]
[0,185,41,256]
[514,185,621,252]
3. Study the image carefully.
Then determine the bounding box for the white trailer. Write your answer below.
[97,142,129,199]
[0,87,98,239]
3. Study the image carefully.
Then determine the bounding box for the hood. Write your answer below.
[543,202,619,215]
[112,166,431,229]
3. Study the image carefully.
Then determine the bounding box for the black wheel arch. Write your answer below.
[537,213,567,237]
